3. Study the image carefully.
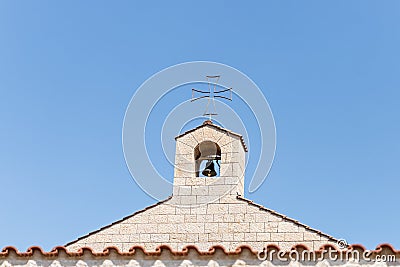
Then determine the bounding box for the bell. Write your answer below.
[202,160,217,177]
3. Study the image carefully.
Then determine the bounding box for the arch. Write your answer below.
[194,141,221,177]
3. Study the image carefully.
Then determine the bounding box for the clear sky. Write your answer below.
[0,1,399,251]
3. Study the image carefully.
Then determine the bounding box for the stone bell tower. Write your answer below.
[172,120,247,205]
[66,119,336,253]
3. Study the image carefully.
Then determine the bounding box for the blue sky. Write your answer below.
[0,1,399,251]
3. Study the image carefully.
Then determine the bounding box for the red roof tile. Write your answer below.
[1,244,399,259]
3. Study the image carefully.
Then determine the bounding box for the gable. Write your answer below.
[66,196,336,253]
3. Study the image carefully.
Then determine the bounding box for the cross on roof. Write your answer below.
[191,75,232,120]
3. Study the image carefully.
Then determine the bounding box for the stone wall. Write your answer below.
[66,196,334,253]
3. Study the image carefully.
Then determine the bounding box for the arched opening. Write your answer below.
[194,141,221,177]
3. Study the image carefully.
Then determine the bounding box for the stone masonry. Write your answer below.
[66,121,336,253]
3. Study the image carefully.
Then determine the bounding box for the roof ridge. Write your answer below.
[175,123,248,152]
[64,196,173,247]
[236,196,338,242]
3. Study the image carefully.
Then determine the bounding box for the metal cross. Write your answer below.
[191,75,232,120]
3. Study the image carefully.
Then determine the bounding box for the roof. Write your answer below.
[175,120,248,152]
[1,244,399,259]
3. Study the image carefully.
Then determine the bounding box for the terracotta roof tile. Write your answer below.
[1,244,399,259]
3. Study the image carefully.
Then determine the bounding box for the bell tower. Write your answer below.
[172,120,247,205]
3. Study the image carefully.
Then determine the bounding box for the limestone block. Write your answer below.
[179,195,197,205]
[90,243,107,252]
[110,234,130,243]
[176,153,194,165]
[186,233,199,242]
[95,225,120,235]
[155,204,176,215]
[139,234,151,242]
[228,204,247,214]
[150,234,169,242]
[184,214,197,223]
[173,186,180,196]
[265,222,278,232]
[204,223,218,233]
[175,141,194,155]
[245,213,256,222]
[222,233,234,241]
[217,194,237,204]
[176,207,191,215]
[204,214,214,222]
[119,224,138,234]
[217,223,229,234]
[173,178,186,186]
[268,214,283,222]
[278,241,297,251]
[254,214,269,223]
[270,233,285,242]
[177,223,204,233]
[191,186,208,195]
[256,233,271,241]
[277,222,299,233]
[168,214,185,223]
[190,205,207,214]
[170,233,186,243]
[177,133,199,149]
[218,134,235,148]
[234,213,245,223]
[232,163,245,177]
[157,224,177,233]
[249,222,265,233]
[223,177,239,185]
[95,235,114,243]
[210,127,226,143]
[202,127,218,142]
[219,163,233,177]
[208,185,234,196]
[213,214,224,222]
[207,203,228,213]
[245,204,261,214]
[174,169,192,179]
[191,129,205,143]
[303,231,322,241]
[186,177,206,186]
[198,233,208,242]
[197,195,219,204]
[137,223,158,233]
[228,222,250,233]
[223,214,235,222]
[196,214,206,221]
[283,232,304,242]
[233,233,244,241]
[208,233,223,242]
[244,233,256,241]
[129,234,140,242]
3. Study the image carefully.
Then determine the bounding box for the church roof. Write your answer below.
[1,244,399,259]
